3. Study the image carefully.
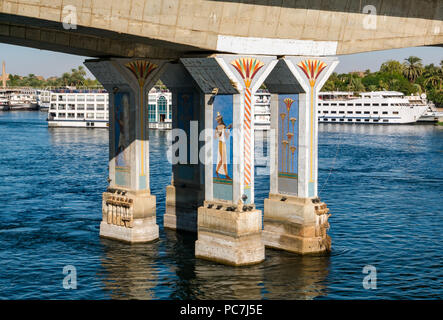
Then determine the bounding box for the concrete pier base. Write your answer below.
[164,184,203,232]
[195,201,265,266]
[263,193,331,254]
[100,188,159,243]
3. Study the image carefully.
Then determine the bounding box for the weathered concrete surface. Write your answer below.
[101,188,159,243]
[195,200,265,266]
[0,0,441,58]
[263,193,331,254]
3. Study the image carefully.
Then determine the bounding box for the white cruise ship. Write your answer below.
[318,91,428,124]
[46,86,173,129]
[254,90,271,130]
[47,88,109,128]
[36,89,51,111]
[8,88,38,110]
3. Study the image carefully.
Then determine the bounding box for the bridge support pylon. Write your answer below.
[263,57,338,254]
[160,63,206,232]
[176,55,278,266]
[85,58,167,243]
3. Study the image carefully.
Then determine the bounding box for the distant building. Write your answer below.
[147,87,172,129]
[1,61,9,88]
[349,71,366,77]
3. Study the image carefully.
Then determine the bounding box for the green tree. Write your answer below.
[380,60,403,74]
[403,56,423,82]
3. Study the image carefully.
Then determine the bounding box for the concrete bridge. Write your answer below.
[0,0,441,58]
[0,1,442,266]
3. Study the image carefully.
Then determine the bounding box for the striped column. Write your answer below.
[244,86,252,187]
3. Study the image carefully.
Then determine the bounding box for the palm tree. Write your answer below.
[424,75,442,91]
[412,83,423,94]
[403,56,423,82]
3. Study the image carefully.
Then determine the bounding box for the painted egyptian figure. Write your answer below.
[215,111,232,180]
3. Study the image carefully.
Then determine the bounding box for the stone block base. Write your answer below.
[195,201,265,266]
[100,187,158,243]
[263,194,331,254]
[100,216,159,243]
[164,184,203,232]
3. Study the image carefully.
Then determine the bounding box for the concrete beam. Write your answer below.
[0,1,441,57]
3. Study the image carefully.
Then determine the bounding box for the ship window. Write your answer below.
[383,119,389,122]
[96,104,105,110]
[331,103,337,106]
[77,104,85,110]
[356,111,361,114]
[331,119,336,121]
[58,113,66,118]
[373,111,378,114]
[331,111,336,114]
[318,111,321,114]
[340,118,344,121]
[77,113,84,118]
[96,113,105,119]
[86,95,95,101]
[382,103,388,106]
[364,103,370,106]
[364,111,370,114]
[373,119,379,122]
[356,103,362,106]
[86,113,94,119]
[68,96,75,101]
[87,104,95,110]
[58,104,66,110]
[364,119,370,122]
[323,111,329,114]
[148,104,156,122]
[158,96,167,121]
[67,113,75,118]
[96,95,105,101]
[393,111,399,115]
[68,104,75,110]
[339,103,345,106]
[347,111,353,114]
[77,95,85,101]
[58,95,66,101]
[339,111,345,114]
[356,119,361,122]
[51,96,56,101]
[50,104,56,110]
[324,119,328,121]
[347,119,352,122]
[323,103,329,106]
[382,111,388,114]
[373,103,379,106]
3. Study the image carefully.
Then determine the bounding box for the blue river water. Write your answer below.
[0,111,441,300]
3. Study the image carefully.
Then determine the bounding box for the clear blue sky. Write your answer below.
[0,43,442,79]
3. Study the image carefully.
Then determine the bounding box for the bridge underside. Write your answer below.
[0,0,442,58]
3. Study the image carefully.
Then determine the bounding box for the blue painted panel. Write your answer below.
[278,94,299,195]
[212,95,233,201]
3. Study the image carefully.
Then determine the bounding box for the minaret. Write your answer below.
[1,61,6,88]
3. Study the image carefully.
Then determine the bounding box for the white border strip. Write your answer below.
[216,35,338,56]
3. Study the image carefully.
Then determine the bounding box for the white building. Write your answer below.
[147,87,172,129]
[254,89,271,130]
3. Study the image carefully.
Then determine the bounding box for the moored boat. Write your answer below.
[318,91,428,124]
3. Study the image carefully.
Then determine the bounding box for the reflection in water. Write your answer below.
[100,238,160,300]
[262,250,329,300]
[48,127,108,145]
